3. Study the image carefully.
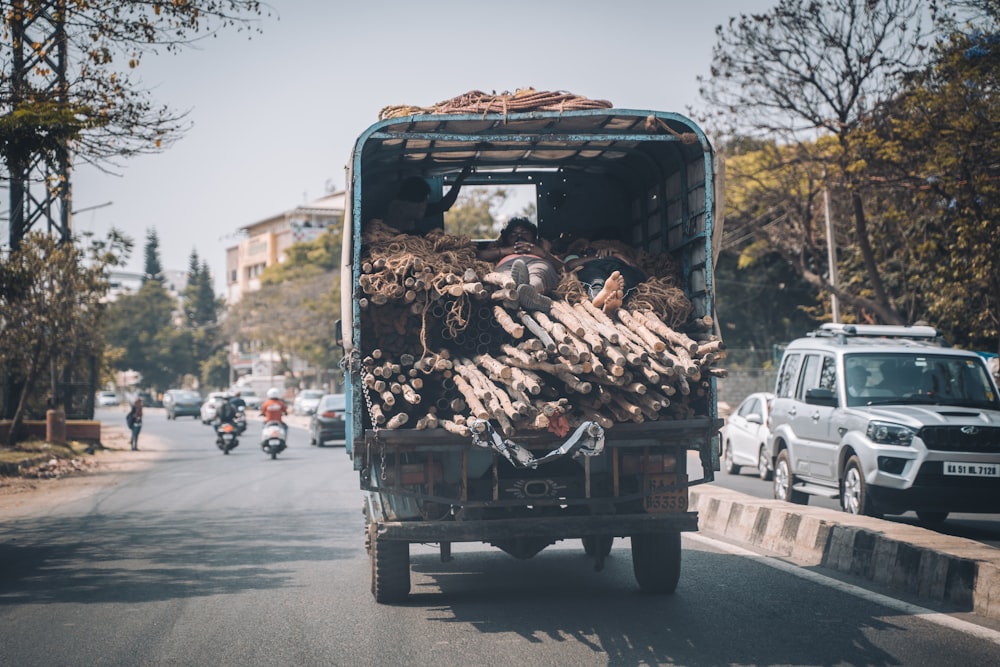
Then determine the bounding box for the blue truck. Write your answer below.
[339,92,724,602]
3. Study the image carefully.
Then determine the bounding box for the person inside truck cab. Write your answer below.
[383,165,472,234]
[478,217,563,312]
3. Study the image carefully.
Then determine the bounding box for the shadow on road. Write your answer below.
[0,508,359,605]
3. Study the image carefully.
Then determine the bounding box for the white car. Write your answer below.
[200,392,230,423]
[97,391,121,407]
[722,392,774,480]
[293,389,325,416]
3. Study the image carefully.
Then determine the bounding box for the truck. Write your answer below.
[339,90,724,602]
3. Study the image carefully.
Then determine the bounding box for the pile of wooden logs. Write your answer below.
[356,225,725,437]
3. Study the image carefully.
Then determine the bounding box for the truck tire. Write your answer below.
[370,525,410,603]
[630,531,681,594]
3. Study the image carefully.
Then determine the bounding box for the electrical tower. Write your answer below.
[5,0,72,250]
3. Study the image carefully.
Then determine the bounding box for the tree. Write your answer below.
[0,1,269,172]
[444,187,510,239]
[180,252,224,384]
[103,278,187,390]
[857,2,1000,350]
[143,228,163,282]
[701,0,932,325]
[0,229,128,442]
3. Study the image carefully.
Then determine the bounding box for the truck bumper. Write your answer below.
[374,512,698,543]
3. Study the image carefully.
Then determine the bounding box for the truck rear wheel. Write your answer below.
[631,531,681,594]
[370,525,410,603]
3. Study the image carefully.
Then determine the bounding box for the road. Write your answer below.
[713,456,1000,549]
[1,407,999,665]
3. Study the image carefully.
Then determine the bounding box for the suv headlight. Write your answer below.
[866,421,916,446]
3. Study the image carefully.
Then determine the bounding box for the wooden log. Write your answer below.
[401,384,421,405]
[482,271,515,289]
[440,419,471,437]
[493,305,525,338]
[369,402,386,425]
[518,311,557,353]
[475,352,512,380]
[695,339,725,357]
[453,375,489,419]
[549,300,586,337]
[386,412,409,430]
[574,301,620,345]
[637,310,698,354]
[617,309,666,353]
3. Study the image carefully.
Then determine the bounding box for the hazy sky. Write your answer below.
[66,0,775,292]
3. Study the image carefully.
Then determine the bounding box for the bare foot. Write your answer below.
[592,271,625,313]
[602,286,623,315]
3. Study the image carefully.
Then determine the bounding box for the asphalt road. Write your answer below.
[1,407,999,665]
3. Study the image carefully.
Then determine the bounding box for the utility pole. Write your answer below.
[7,0,73,250]
[823,185,840,323]
[4,1,78,421]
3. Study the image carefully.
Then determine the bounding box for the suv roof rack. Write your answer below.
[810,323,942,343]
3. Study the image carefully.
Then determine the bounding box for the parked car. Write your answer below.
[310,393,346,445]
[238,388,263,410]
[163,389,203,420]
[768,323,1000,524]
[722,392,774,480]
[293,389,325,416]
[96,391,121,407]
[200,391,230,424]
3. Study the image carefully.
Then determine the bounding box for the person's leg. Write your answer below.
[592,270,625,314]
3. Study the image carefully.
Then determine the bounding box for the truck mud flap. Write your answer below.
[373,512,698,543]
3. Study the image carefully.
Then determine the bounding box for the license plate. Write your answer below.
[943,462,1000,477]
[643,474,688,513]
[269,439,282,445]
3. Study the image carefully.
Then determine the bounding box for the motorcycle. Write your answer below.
[215,420,240,454]
[261,420,287,459]
[233,406,247,435]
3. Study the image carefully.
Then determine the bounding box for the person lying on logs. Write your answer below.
[561,238,648,316]
[477,217,563,313]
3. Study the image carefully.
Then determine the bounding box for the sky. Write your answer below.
[63,0,776,293]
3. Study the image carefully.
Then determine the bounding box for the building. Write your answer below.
[106,269,188,305]
[224,190,346,386]
[225,190,345,304]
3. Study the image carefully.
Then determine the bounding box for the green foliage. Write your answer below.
[858,9,1000,350]
[444,187,509,239]
[0,230,129,440]
[143,228,163,281]
[103,279,189,389]
[0,1,270,169]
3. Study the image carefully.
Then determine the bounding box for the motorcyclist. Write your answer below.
[228,390,248,434]
[260,388,289,439]
[214,393,239,445]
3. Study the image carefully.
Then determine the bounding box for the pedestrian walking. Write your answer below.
[126,396,143,451]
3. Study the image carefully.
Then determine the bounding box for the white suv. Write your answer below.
[767,324,1000,524]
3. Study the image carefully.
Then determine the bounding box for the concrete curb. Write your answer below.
[690,485,1000,619]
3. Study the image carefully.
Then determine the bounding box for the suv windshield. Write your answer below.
[844,352,1000,409]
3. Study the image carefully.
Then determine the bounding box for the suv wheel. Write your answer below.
[841,455,878,516]
[757,446,772,481]
[723,443,740,474]
[774,449,808,504]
